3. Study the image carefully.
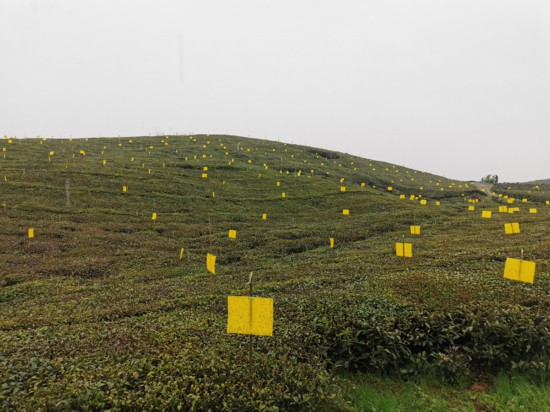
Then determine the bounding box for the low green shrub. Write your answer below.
[300,297,550,383]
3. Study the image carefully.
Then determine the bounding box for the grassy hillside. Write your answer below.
[1,134,549,410]
[493,182,550,204]
[525,179,550,185]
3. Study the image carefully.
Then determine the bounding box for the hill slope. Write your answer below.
[1,134,549,410]
[525,178,550,185]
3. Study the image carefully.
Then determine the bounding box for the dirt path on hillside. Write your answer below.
[473,182,495,196]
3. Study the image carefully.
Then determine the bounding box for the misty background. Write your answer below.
[1,0,548,182]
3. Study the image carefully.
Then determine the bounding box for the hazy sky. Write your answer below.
[1,1,548,182]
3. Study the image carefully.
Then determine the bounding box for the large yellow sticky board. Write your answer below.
[206,253,216,274]
[28,228,34,239]
[342,209,350,215]
[530,208,537,214]
[329,237,334,248]
[340,186,346,192]
[504,223,520,234]
[396,242,412,257]
[387,186,393,191]
[410,226,421,235]
[228,229,237,239]
[262,213,267,220]
[227,296,273,336]
[468,205,475,211]
[420,199,427,205]
[499,206,508,213]
[179,247,185,260]
[151,213,157,221]
[482,211,492,218]
[503,258,535,284]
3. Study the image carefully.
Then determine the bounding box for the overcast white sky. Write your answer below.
[1,1,548,182]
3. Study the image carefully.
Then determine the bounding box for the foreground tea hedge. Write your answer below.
[307,297,550,381]
[3,295,549,410]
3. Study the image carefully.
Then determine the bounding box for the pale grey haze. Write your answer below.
[1,0,548,183]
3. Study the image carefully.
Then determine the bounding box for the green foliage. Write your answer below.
[1,134,549,409]
[300,297,549,383]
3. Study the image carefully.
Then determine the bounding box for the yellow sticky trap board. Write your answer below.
[529,208,537,214]
[201,173,208,179]
[151,213,157,221]
[499,206,508,213]
[203,167,208,171]
[546,201,550,205]
[262,213,267,220]
[49,151,54,156]
[420,199,427,205]
[281,192,286,198]
[482,211,492,218]
[361,183,366,187]
[436,201,441,206]
[206,253,216,274]
[179,247,185,260]
[522,198,528,203]
[228,229,237,239]
[503,257,535,284]
[28,228,34,239]
[400,194,406,199]
[122,186,127,193]
[387,186,393,191]
[276,181,280,187]
[329,237,334,248]
[227,296,273,336]
[340,186,346,192]
[396,242,412,257]
[410,226,421,235]
[504,223,520,234]
[102,159,106,165]
[79,150,85,156]
[342,209,350,215]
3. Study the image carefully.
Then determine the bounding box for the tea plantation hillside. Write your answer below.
[493,181,550,205]
[1,135,549,410]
